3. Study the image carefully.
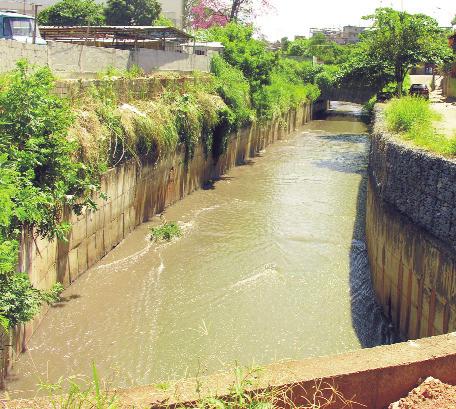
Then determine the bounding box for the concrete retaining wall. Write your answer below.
[52,75,202,101]
[367,109,456,340]
[132,48,212,74]
[0,39,212,78]
[320,87,375,104]
[0,103,313,387]
[442,75,456,99]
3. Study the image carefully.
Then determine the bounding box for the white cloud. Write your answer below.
[255,0,455,41]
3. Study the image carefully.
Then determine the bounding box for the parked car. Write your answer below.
[0,11,46,45]
[376,91,393,102]
[409,84,429,99]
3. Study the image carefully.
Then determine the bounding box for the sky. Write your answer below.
[255,0,456,41]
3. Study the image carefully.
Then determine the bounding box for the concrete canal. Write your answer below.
[7,103,394,395]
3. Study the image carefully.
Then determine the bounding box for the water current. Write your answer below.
[8,102,395,396]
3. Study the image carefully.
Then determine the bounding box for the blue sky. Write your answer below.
[256,0,455,41]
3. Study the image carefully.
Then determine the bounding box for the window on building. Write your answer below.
[4,17,34,37]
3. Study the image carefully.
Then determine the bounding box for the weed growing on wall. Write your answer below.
[36,364,362,409]
[150,222,182,242]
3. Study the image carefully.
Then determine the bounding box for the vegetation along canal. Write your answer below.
[8,103,395,396]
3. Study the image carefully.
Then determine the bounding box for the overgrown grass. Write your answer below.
[150,222,182,242]
[35,365,362,409]
[385,97,456,156]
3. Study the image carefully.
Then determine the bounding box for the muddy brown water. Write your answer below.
[8,103,380,396]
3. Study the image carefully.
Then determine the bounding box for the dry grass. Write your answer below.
[67,84,227,170]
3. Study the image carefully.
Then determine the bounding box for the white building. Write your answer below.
[159,0,184,29]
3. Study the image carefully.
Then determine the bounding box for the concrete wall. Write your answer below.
[115,333,456,409]
[442,75,456,98]
[132,48,212,74]
[0,103,313,387]
[0,39,212,78]
[320,86,374,104]
[52,75,201,101]
[367,109,456,341]
[159,0,185,28]
[48,42,131,79]
[0,39,48,72]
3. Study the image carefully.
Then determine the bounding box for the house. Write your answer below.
[309,26,366,45]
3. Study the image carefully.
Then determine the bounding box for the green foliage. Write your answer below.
[0,61,99,327]
[385,97,456,155]
[201,23,278,92]
[154,15,174,26]
[173,93,204,161]
[362,95,377,118]
[287,34,353,65]
[104,0,161,25]
[204,23,320,121]
[150,222,182,242]
[38,0,105,26]
[253,73,319,120]
[0,60,98,239]
[0,274,63,327]
[340,8,452,95]
[210,55,254,128]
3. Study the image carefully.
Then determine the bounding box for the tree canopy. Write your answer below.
[104,0,161,26]
[200,23,277,91]
[38,0,105,26]
[186,0,271,29]
[285,34,352,65]
[340,8,452,95]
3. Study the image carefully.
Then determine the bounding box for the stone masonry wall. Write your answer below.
[0,103,313,386]
[367,108,456,340]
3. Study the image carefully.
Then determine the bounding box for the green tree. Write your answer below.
[154,15,174,26]
[104,0,161,26]
[359,8,452,95]
[38,0,105,26]
[286,34,351,65]
[452,15,456,25]
[201,23,277,92]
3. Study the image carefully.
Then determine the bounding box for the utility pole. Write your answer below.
[32,4,40,44]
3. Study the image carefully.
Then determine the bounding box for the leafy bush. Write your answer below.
[211,55,254,128]
[150,222,181,242]
[0,61,97,328]
[38,0,105,26]
[0,60,99,239]
[385,97,456,155]
[253,70,320,120]
[0,274,63,327]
